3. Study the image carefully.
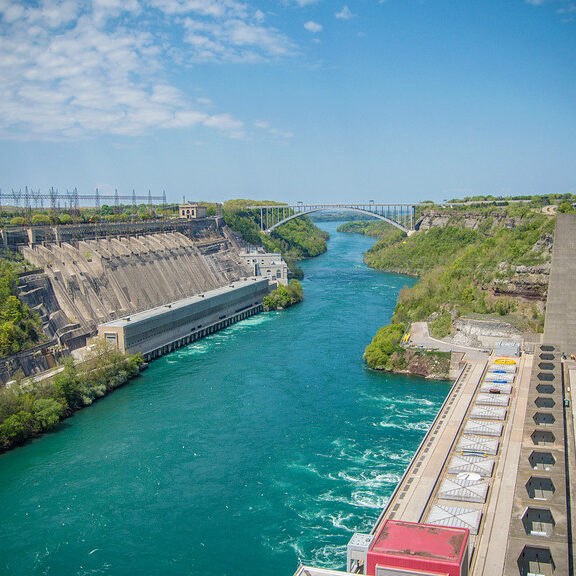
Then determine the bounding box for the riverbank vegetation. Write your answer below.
[0,342,143,452]
[263,280,303,310]
[222,199,329,277]
[0,253,44,356]
[363,323,451,378]
[337,221,404,239]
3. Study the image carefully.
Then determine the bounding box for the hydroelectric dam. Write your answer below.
[0,215,574,576]
[0,215,285,382]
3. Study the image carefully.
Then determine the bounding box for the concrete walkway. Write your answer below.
[408,321,489,362]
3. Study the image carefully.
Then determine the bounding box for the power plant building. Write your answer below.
[179,203,208,219]
[241,251,289,284]
[98,277,269,359]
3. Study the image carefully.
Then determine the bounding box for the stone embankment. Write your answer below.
[447,318,523,349]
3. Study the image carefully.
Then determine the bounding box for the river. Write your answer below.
[0,222,451,576]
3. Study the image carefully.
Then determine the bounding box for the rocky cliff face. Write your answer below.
[416,212,553,304]
[492,263,550,301]
[448,318,523,348]
[416,210,526,232]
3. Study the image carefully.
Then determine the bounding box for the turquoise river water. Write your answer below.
[0,222,451,576]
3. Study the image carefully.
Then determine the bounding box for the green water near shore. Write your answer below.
[0,222,451,575]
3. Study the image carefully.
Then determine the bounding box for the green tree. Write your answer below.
[364,323,406,369]
[0,411,34,444]
[53,358,82,409]
[558,202,575,214]
[31,214,51,226]
[32,398,66,429]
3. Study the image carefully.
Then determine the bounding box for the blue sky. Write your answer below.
[1,0,575,205]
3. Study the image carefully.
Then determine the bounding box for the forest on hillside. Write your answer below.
[0,254,44,357]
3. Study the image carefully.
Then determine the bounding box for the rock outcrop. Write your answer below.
[493,263,550,301]
[447,318,523,349]
[416,210,525,232]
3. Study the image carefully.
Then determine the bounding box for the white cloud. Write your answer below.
[182,16,295,62]
[335,5,354,20]
[0,0,296,141]
[254,120,293,141]
[149,0,249,18]
[304,20,323,33]
[291,0,320,6]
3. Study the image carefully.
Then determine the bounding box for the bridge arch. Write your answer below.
[266,207,409,234]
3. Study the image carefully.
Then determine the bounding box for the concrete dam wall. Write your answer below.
[20,227,252,335]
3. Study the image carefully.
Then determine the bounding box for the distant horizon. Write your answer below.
[1,189,574,212]
[1,1,575,204]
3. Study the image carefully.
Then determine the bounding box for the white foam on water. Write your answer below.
[311,543,348,567]
[407,421,431,431]
[351,490,390,509]
[325,511,357,532]
[337,470,400,488]
[286,462,335,482]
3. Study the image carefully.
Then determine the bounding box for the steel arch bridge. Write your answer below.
[247,203,417,233]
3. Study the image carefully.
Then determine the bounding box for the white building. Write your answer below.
[241,251,289,285]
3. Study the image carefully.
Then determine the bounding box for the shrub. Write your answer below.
[429,313,452,338]
[263,280,303,310]
[30,214,51,226]
[364,323,406,369]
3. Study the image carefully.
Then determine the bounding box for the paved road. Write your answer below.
[408,321,489,362]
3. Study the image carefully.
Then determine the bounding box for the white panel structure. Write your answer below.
[427,505,482,535]
[484,372,515,383]
[470,405,508,421]
[464,420,503,437]
[476,393,509,407]
[448,454,495,477]
[457,435,500,455]
[488,364,516,374]
[480,382,513,395]
[438,477,489,504]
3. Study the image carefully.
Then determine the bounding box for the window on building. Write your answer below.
[104,333,118,347]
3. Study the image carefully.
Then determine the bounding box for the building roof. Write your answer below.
[369,519,468,563]
[99,277,267,328]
